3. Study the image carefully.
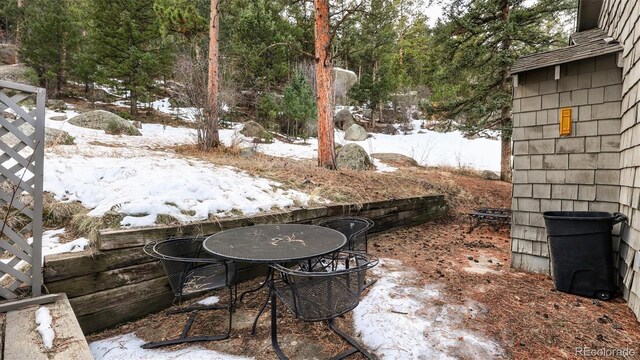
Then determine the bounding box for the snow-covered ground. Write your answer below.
[44,111,313,228]
[37,102,500,229]
[90,333,252,360]
[253,120,501,172]
[354,259,504,359]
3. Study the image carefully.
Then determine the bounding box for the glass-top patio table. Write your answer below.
[202,224,347,334]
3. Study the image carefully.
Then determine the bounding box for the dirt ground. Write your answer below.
[88,170,640,359]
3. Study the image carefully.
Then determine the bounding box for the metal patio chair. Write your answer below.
[270,251,379,359]
[141,236,237,349]
[317,216,374,252]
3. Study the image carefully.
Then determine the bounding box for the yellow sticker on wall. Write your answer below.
[560,108,572,136]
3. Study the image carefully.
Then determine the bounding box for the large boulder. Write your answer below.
[240,120,270,139]
[481,170,500,181]
[336,143,373,171]
[380,124,398,135]
[344,124,368,141]
[333,67,358,104]
[0,64,38,86]
[371,153,419,167]
[334,109,355,131]
[0,45,17,65]
[46,99,67,111]
[45,128,75,146]
[68,110,142,136]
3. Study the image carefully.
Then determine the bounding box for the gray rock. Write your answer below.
[380,124,398,135]
[344,124,368,141]
[481,170,500,181]
[371,153,419,167]
[89,88,114,103]
[3,125,74,147]
[132,121,143,129]
[45,128,74,146]
[333,67,358,104]
[68,110,141,136]
[240,120,269,139]
[46,99,67,111]
[49,115,67,121]
[239,147,256,157]
[334,109,355,131]
[336,143,373,171]
[0,64,38,85]
[0,45,17,65]
[362,108,372,119]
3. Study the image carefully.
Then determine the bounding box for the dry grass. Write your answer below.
[172,144,509,212]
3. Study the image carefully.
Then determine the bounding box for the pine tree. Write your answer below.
[20,0,81,94]
[426,0,576,181]
[88,0,168,116]
[315,0,336,169]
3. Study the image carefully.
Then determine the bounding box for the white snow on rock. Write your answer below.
[90,333,252,360]
[35,306,55,349]
[44,155,311,227]
[354,259,503,359]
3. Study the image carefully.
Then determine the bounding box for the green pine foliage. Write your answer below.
[87,0,171,116]
[426,0,577,134]
[282,72,317,139]
[20,0,81,94]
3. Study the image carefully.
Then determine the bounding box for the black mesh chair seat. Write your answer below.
[142,236,237,348]
[316,217,374,252]
[270,252,378,359]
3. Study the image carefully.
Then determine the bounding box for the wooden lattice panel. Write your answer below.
[0,81,45,300]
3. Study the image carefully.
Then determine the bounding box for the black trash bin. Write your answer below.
[543,211,627,300]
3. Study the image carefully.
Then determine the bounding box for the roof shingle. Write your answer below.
[511,28,622,75]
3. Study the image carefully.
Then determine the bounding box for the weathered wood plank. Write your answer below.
[44,247,153,282]
[4,304,47,360]
[45,262,165,298]
[77,290,173,334]
[96,195,447,250]
[0,294,59,313]
[47,294,93,360]
[0,312,4,360]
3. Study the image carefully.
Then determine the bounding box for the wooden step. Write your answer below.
[3,294,92,360]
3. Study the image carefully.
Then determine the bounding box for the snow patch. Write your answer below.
[89,333,252,360]
[354,259,503,359]
[35,306,55,349]
[44,156,312,227]
[197,296,220,306]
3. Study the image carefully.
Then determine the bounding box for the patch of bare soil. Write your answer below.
[373,218,640,359]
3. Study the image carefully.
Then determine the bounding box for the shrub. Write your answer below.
[281,72,316,140]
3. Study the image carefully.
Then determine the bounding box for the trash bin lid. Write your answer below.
[543,211,613,221]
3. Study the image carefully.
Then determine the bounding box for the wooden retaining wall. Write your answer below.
[43,195,448,334]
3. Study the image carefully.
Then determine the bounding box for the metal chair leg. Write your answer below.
[327,318,374,360]
[141,289,234,349]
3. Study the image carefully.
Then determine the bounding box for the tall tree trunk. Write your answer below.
[315,0,336,169]
[204,0,221,149]
[499,0,512,182]
[130,92,138,117]
[15,0,23,62]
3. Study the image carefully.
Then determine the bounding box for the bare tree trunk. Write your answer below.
[203,0,221,149]
[15,0,23,62]
[499,0,512,182]
[315,0,336,169]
